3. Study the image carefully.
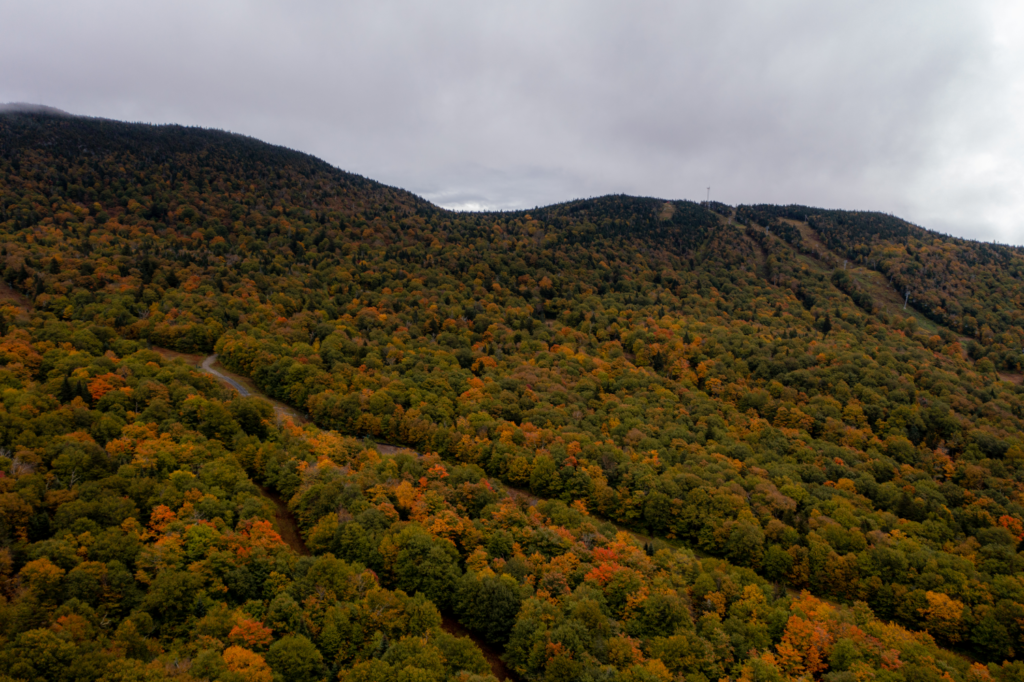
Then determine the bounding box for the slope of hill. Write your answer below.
[0,108,1023,681]
[737,204,1024,360]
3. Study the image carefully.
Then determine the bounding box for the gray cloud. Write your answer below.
[2,0,1021,242]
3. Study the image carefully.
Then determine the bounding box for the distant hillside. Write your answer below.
[1,108,1023,682]
[0,106,432,218]
[738,203,1024,345]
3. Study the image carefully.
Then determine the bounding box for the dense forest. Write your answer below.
[1,108,1023,681]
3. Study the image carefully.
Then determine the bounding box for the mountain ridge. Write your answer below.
[7,104,1017,247]
[1,107,1024,681]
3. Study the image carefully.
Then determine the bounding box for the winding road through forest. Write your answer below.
[153,350,517,680]
[153,341,951,676]
[200,354,252,397]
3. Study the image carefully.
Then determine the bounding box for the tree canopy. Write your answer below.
[0,109,1023,681]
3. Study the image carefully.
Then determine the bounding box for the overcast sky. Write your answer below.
[3,1,1023,243]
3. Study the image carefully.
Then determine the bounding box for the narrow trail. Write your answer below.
[154,348,853,673]
[256,483,309,556]
[149,349,311,550]
[150,349,516,678]
[366,441,839,611]
[0,280,33,323]
[163,350,896,671]
[790,220,952,336]
[197,354,310,425]
[372,442,700,560]
[202,353,252,396]
[0,281,32,311]
[441,616,517,681]
[149,348,309,425]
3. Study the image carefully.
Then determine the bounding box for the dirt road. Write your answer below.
[256,484,309,556]
[201,354,252,396]
[149,348,309,425]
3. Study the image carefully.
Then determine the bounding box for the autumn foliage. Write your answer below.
[1,108,1024,681]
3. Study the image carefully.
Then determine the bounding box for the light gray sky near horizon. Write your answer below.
[2,1,1023,243]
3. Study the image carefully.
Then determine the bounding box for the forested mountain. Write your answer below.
[1,108,1023,681]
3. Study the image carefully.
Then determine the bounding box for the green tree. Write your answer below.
[455,572,523,644]
[266,634,325,682]
[393,525,462,610]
